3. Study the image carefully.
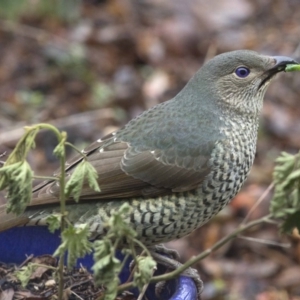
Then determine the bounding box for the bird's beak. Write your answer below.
[258,56,298,89]
[271,56,299,71]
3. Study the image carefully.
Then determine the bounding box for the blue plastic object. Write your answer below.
[0,226,197,299]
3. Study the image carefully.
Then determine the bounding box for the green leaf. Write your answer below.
[15,263,37,287]
[53,131,67,158]
[134,256,156,290]
[285,64,300,72]
[46,214,62,233]
[271,151,300,232]
[0,127,38,189]
[53,141,65,159]
[108,203,136,240]
[281,211,300,233]
[0,161,33,215]
[91,203,137,300]
[285,169,300,183]
[64,160,100,202]
[6,127,38,164]
[84,161,100,193]
[93,240,122,300]
[53,224,92,267]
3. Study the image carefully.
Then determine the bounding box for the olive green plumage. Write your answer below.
[0,50,297,245]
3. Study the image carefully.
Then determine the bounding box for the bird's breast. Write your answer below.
[199,120,258,209]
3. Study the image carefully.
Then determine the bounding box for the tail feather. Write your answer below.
[0,204,29,232]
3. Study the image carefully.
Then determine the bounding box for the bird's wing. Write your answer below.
[30,131,213,206]
[121,144,211,192]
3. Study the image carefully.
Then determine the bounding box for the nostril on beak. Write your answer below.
[272,56,298,68]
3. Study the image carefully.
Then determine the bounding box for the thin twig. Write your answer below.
[71,290,85,300]
[29,263,57,271]
[241,183,274,225]
[0,152,6,166]
[118,214,272,292]
[137,266,157,300]
[18,255,34,269]
[238,235,290,248]
[65,142,87,158]
[69,279,92,289]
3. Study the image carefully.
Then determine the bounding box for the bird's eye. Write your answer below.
[235,67,250,78]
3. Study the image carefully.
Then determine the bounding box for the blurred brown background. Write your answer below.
[0,1,300,299]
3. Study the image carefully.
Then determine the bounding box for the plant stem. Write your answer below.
[33,175,58,181]
[118,214,272,292]
[65,142,87,158]
[57,131,67,300]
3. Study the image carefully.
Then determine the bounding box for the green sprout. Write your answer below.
[285,64,300,72]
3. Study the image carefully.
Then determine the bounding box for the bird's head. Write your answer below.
[194,50,298,117]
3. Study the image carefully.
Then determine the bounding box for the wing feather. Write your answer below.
[31,129,213,206]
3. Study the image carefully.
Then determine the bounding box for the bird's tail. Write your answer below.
[0,204,29,232]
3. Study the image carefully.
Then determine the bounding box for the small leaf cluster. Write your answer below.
[0,123,156,300]
[0,127,39,214]
[15,263,37,287]
[65,159,100,201]
[271,151,300,232]
[54,224,93,267]
[0,125,66,215]
[92,203,156,300]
